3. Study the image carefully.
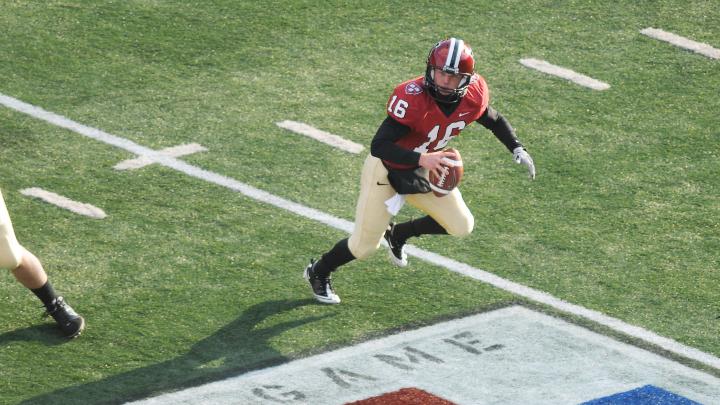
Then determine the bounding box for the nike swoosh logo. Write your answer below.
[376,182,389,186]
[459,112,471,117]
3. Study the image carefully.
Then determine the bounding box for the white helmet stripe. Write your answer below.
[444,38,457,68]
[444,38,464,72]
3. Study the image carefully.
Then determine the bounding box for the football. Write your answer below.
[428,148,463,197]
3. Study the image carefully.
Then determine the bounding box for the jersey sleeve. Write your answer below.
[385,79,426,129]
[468,74,490,117]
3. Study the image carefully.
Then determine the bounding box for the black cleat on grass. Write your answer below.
[383,222,408,267]
[45,297,85,338]
[303,259,340,304]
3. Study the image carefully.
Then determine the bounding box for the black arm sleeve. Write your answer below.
[370,116,421,166]
[477,106,523,152]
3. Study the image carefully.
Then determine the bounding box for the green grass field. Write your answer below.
[1,1,718,404]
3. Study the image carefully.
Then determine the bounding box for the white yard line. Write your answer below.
[20,187,106,219]
[276,120,364,154]
[641,28,720,60]
[115,143,207,170]
[519,58,611,90]
[1,92,718,372]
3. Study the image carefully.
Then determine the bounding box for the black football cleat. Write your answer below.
[384,222,408,267]
[45,297,85,338]
[304,259,340,304]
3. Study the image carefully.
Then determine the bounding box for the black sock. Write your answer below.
[315,238,355,278]
[31,281,58,309]
[393,215,448,245]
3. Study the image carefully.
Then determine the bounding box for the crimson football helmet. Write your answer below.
[423,38,475,103]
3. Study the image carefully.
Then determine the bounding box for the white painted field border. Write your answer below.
[115,143,207,170]
[276,120,364,154]
[20,187,106,219]
[641,28,720,60]
[1,92,718,372]
[128,306,720,405]
[519,58,611,90]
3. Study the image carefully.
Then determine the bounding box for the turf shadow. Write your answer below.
[21,298,331,405]
[0,323,69,347]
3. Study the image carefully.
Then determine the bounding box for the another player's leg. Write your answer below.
[1,190,84,338]
[13,248,85,338]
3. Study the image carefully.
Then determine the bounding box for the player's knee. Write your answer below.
[0,253,22,271]
[445,215,474,237]
[0,227,23,270]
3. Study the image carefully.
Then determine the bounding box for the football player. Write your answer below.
[304,38,535,304]
[1,188,85,337]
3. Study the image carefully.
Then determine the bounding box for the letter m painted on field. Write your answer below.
[374,346,444,370]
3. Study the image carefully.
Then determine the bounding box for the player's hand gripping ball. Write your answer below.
[428,148,463,197]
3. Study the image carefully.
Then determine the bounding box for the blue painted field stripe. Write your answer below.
[581,385,702,405]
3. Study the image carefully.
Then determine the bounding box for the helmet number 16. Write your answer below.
[414,121,466,153]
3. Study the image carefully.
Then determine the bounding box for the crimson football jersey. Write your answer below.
[384,75,489,170]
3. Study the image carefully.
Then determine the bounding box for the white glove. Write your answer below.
[512,147,536,179]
